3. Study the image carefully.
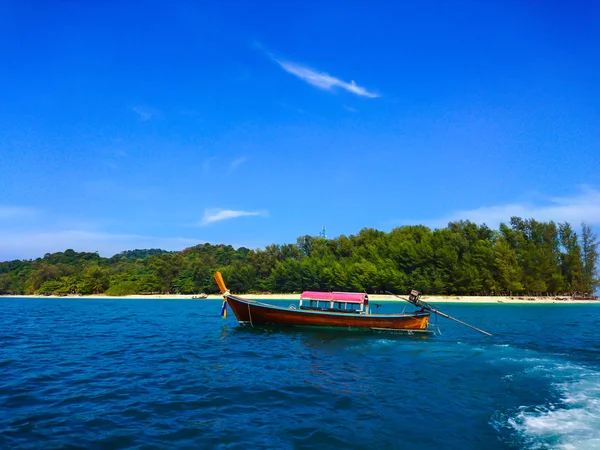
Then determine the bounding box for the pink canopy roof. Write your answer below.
[300,291,368,304]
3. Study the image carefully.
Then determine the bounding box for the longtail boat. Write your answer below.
[213,272,493,336]
[214,272,433,334]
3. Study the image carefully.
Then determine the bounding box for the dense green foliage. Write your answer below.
[1,218,598,296]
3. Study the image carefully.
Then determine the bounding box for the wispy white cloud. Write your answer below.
[203,156,217,174]
[114,150,129,158]
[131,105,162,121]
[0,230,203,261]
[280,103,307,115]
[179,109,202,118]
[275,60,380,98]
[0,206,37,220]
[85,180,155,201]
[104,160,119,170]
[421,186,600,229]
[200,208,267,226]
[228,157,248,173]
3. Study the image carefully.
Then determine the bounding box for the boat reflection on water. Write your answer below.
[227,321,434,347]
[219,324,229,341]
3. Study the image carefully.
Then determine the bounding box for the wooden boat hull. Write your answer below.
[225,294,431,331]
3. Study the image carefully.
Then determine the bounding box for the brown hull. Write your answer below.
[225,294,430,331]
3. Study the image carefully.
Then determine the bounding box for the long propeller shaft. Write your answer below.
[385,291,492,336]
[426,308,492,336]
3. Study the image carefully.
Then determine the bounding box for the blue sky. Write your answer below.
[1,0,599,260]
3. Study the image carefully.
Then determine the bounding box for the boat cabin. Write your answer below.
[300,291,369,314]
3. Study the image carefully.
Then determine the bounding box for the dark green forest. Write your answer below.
[1,218,598,297]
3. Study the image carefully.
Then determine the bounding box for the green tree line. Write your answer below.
[1,218,598,296]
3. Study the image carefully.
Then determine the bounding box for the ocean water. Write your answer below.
[1,298,599,449]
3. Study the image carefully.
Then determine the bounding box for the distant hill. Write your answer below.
[111,249,174,260]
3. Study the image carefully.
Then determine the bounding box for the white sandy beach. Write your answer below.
[5,293,599,304]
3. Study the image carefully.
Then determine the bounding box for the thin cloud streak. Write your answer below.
[275,60,380,98]
[131,105,162,121]
[201,208,267,226]
[421,186,600,229]
[203,156,217,174]
[84,180,155,201]
[0,206,37,220]
[228,157,248,173]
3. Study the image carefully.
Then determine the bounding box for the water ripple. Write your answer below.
[1,298,599,449]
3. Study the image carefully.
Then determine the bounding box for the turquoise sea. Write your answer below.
[1,297,599,449]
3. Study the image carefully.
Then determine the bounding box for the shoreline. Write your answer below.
[2,293,599,304]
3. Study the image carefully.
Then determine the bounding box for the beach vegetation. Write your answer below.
[0,218,598,296]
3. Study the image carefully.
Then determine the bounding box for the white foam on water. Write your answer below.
[503,369,600,449]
